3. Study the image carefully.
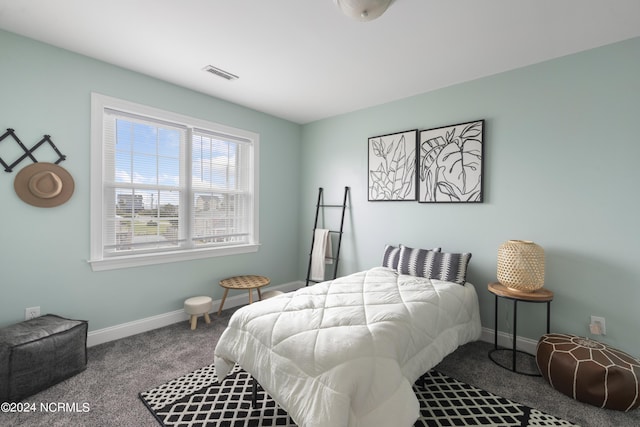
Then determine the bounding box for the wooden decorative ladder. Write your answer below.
[305,186,349,286]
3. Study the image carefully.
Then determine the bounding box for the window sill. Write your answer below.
[88,243,260,271]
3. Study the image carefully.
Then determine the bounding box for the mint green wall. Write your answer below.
[2,28,638,358]
[299,37,640,357]
[0,30,302,331]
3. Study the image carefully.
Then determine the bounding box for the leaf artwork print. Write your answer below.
[419,120,484,203]
[368,130,417,201]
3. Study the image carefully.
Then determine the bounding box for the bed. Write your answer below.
[214,246,482,427]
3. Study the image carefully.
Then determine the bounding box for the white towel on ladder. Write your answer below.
[310,229,333,281]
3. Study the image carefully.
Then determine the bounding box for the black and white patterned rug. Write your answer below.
[139,364,578,427]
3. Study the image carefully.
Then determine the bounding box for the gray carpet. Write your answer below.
[3,308,639,427]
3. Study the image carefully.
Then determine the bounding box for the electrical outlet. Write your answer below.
[590,315,606,335]
[25,306,40,320]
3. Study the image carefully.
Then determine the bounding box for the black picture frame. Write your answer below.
[418,120,484,203]
[368,129,418,201]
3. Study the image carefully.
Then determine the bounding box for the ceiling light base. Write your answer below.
[334,0,393,22]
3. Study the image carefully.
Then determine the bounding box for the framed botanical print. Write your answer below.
[418,120,484,203]
[368,129,417,201]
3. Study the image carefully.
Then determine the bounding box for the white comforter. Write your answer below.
[214,267,481,427]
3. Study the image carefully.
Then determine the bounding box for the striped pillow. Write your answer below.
[398,245,471,285]
[382,244,401,269]
[383,245,441,270]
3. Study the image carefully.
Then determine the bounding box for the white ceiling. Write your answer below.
[1,0,639,124]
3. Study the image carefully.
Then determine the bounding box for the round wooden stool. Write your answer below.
[217,275,270,315]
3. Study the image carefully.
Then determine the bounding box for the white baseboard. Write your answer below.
[87,280,303,347]
[479,326,539,354]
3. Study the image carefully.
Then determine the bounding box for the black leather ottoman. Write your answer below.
[0,314,88,402]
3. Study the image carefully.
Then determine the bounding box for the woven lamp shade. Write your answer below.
[497,240,545,292]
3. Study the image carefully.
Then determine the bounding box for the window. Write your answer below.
[90,93,259,271]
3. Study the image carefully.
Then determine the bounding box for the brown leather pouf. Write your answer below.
[536,333,640,411]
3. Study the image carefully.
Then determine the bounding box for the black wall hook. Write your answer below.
[0,128,67,172]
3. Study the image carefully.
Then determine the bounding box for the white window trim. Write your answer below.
[89,93,260,271]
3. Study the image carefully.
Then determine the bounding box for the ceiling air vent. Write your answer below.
[203,65,239,81]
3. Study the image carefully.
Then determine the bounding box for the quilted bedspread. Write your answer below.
[214,267,481,427]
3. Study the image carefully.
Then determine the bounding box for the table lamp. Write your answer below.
[497,240,545,292]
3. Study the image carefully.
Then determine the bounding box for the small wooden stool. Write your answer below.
[184,296,213,330]
[217,275,270,315]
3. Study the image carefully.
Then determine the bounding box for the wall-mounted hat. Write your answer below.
[14,162,75,208]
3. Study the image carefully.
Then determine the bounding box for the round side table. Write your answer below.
[217,275,271,315]
[487,282,554,376]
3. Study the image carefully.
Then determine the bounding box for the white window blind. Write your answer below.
[90,93,259,271]
[191,130,253,248]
